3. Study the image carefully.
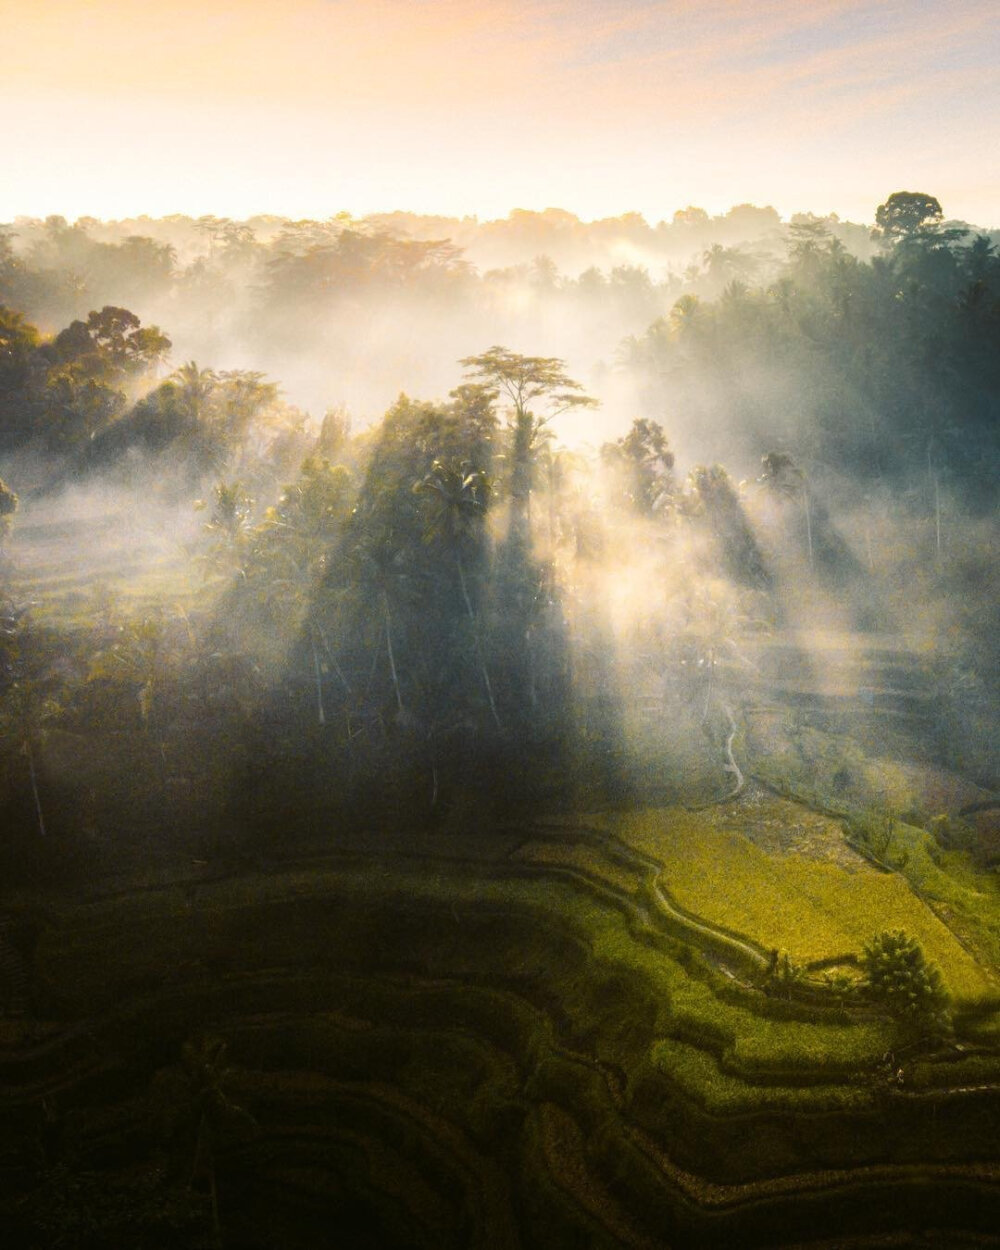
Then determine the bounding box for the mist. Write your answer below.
[0,205,890,432]
[3,197,998,791]
[2,192,999,1249]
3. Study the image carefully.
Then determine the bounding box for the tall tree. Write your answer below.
[415,458,501,728]
[459,347,596,535]
[873,191,943,242]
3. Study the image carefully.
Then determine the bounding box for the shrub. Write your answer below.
[851,804,896,860]
[862,930,951,1037]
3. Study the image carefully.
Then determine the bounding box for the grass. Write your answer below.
[511,840,643,894]
[649,1038,872,1114]
[8,508,205,629]
[16,845,1000,1249]
[617,807,996,1005]
[34,859,892,1080]
[874,820,1000,976]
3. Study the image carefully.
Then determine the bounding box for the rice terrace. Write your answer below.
[3,2,1000,1243]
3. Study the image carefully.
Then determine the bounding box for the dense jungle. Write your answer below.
[1,192,999,1248]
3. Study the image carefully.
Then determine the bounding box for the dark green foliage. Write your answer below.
[622,193,1000,505]
[862,930,951,1036]
[874,190,944,241]
[0,303,171,454]
[0,305,43,445]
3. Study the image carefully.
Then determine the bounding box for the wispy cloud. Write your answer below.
[1,0,997,224]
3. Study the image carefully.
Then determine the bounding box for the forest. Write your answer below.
[1,191,999,1248]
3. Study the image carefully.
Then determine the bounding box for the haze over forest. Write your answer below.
[2,4,1000,1246]
[1,188,997,822]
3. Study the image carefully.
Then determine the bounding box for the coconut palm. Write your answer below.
[415,459,501,728]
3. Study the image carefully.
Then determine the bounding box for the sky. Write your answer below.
[3,0,998,227]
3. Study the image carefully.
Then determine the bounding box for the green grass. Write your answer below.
[18,845,1000,1247]
[617,807,996,1004]
[35,860,892,1082]
[875,820,1000,977]
[650,1038,873,1114]
[511,840,643,894]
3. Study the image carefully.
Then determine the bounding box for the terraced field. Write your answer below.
[6,504,203,626]
[619,805,997,1004]
[2,812,999,1248]
[3,505,999,1245]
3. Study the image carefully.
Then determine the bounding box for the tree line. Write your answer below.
[0,191,997,877]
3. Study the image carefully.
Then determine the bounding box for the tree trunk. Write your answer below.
[310,632,326,726]
[25,738,46,838]
[456,554,502,730]
[383,592,404,714]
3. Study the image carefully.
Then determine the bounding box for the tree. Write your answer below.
[199,481,254,577]
[701,243,760,293]
[862,930,951,1037]
[415,458,501,728]
[240,454,354,675]
[688,464,771,590]
[39,307,171,450]
[170,361,218,425]
[601,418,675,515]
[216,370,279,445]
[53,306,170,378]
[874,191,943,242]
[0,306,42,447]
[459,347,596,534]
[668,293,706,338]
[169,362,224,469]
[0,603,57,840]
[759,450,812,567]
[353,535,413,720]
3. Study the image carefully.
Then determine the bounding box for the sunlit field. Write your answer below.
[620,806,997,1003]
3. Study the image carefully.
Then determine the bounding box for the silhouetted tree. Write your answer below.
[873,191,943,242]
[459,347,596,536]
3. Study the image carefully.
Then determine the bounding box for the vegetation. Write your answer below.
[862,930,951,1037]
[618,807,994,1003]
[0,192,998,1246]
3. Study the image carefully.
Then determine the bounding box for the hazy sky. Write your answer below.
[3,0,998,227]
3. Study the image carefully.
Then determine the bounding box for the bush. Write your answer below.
[851,804,896,860]
[862,930,951,1037]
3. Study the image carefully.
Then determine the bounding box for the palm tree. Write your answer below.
[215,370,279,454]
[169,361,222,469]
[171,361,218,424]
[668,293,706,339]
[415,459,501,728]
[701,243,760,293]
[352,535,414,720]
[152,1036,258,1249]
[759,451,813,568]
